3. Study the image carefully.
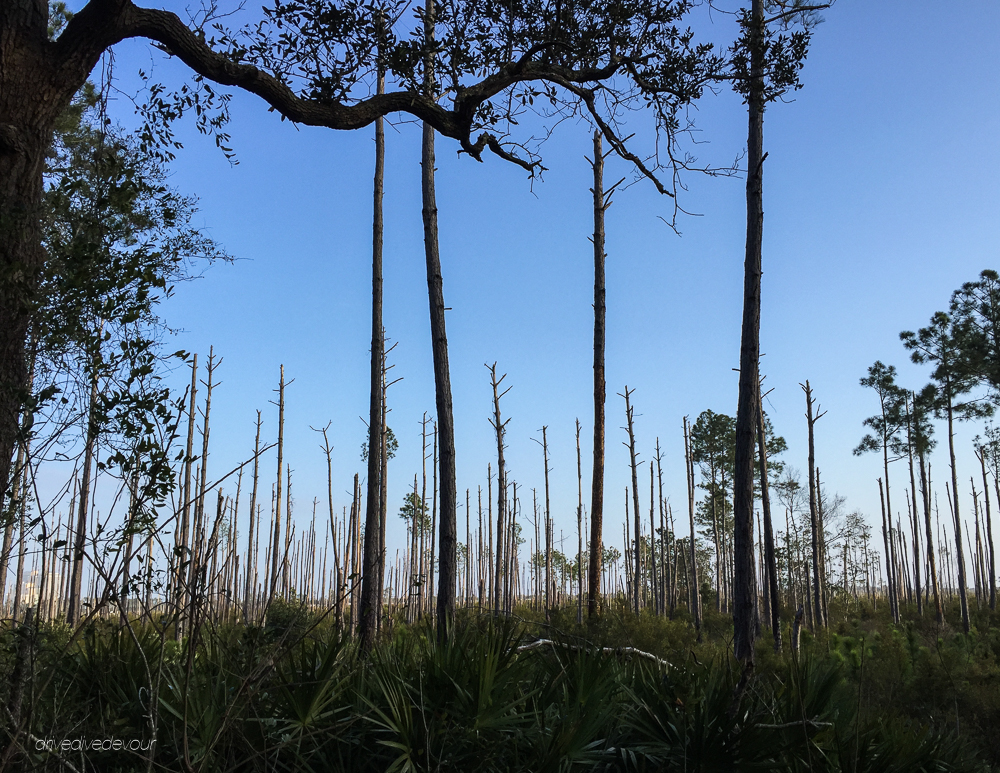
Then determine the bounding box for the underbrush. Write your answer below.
[0,602,994,771]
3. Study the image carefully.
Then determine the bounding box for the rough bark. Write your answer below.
[588,130,606,618]
[732,0,764,666]
[358,57,386,653]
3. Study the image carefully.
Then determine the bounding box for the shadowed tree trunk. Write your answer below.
[801,380,827,629]
[488,364,510,617]
[621,387,641,615]
[588,130,607,618]
[413,0,457,641]
[358,51,386,653]
[731,0,764,668]
[66,373,98,627]
[684,416,702,639]
[757,387,780,651]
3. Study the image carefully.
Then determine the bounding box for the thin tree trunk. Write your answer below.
[541,426,552,620]
[576,419,584,624]
[684,417,702,638]
[588,130,607,618]
[879,478,898,623]
[267,365,286,609]
[649,454,658,615]
[802,380,827,629]
[488,364,509,616]
[906,398,923,615]
[757,391,781,651]
[947,395,970,633]
[622,388,642,615]
[67,373,98,627]
[978,448,996,610]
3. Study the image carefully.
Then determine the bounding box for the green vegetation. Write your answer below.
[1,601,995,771]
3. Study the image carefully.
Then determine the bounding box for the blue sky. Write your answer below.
[77,1,1000,572]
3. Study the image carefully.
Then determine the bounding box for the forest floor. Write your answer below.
[1,596,997,772]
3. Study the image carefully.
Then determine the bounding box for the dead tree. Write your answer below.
[621,387,642,615]
[487,363,510,617]
[801,380,827,628]
[683,416,702,638]
[757,384,781,651]
[267,366,287,611]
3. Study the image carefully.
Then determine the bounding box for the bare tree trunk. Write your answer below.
[946,393,970,633]
[358,90,385,653]
[540,426,552,620]
[358,60,386,647]
[732,0,765,667]
[801,380,827,629]
[919,448,942,622]
[684,417,702,638]
[267,366,286,609]
[878,478,899,623]
[588,130,607,618]
[649,454,659,615]
[622,388,642,615]
[978,449,996,610]
[656,440,668,617]
[488,364,509,616]
[245,412,262,617]
[67,374,98,627]
[418,4,457,638]
[576,419,584,624]
[906,400,923,615]
[757,390,781,652]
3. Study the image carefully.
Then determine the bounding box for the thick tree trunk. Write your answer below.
[588,130,606,618]
[418,0,457,641]
[358,60,386,653]
[732,0,765,666]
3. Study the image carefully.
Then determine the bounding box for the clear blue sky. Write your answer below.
[80,1,1000,571]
